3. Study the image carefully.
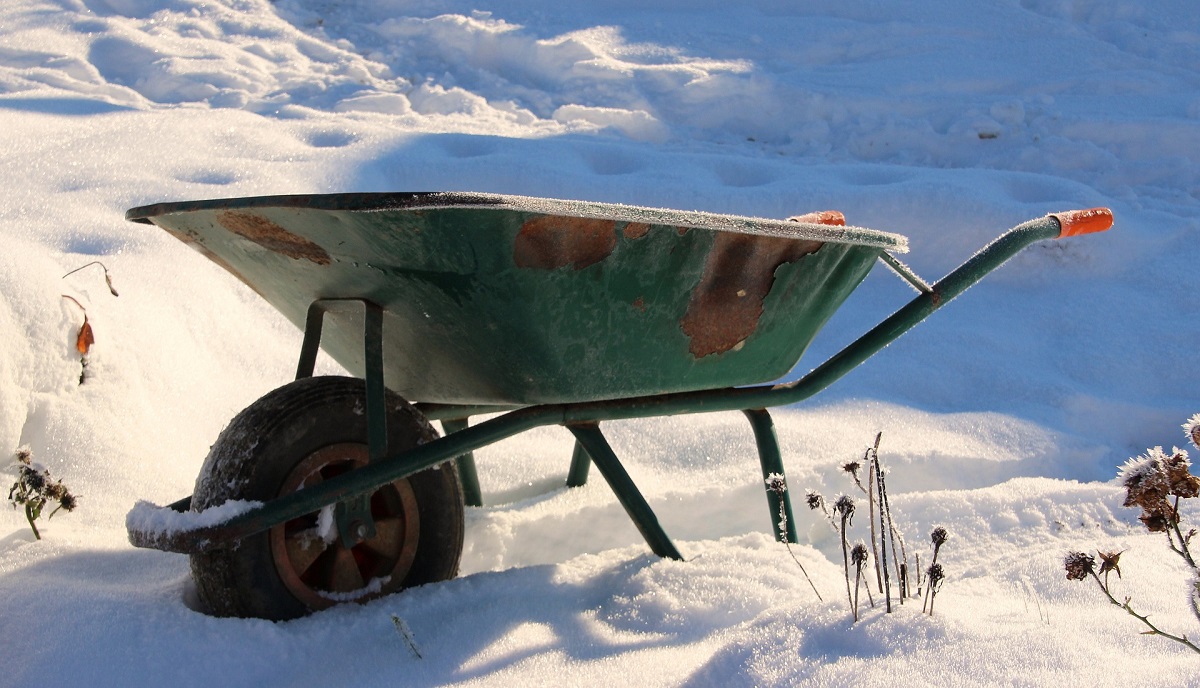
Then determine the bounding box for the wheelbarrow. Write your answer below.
[122,192,1112,619]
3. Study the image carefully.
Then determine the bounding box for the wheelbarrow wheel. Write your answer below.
[189,376,465,620]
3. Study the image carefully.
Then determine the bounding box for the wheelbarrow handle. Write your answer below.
[754,207,1114,407]
[1050,207,1113,238]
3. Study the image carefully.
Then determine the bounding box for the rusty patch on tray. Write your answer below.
[680,234,823,358]
[513,216,618,270]
[622,222,651,240]
[217,211,331,265]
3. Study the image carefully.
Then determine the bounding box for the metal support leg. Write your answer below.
[743,409,798,544]
[566,440,591,488]
[567,423,682,560]
[442,418,483,507]
[362,302,387,463]
[293,299,386,548]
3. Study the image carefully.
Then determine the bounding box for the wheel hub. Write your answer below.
[269,443,420,609]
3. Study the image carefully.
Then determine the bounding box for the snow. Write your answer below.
[124,498,263,537]
[2,0,1199,685]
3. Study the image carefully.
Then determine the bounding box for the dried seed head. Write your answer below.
[44,481,65,500]
[833,494,855,520]
[851,542,869,568]
[842,461,861,479]
[1185,414,1200,450]
[930,526,948,547]
[805,491,824,511]
[764,473,787,495]
[1120,448,1171,509]
[14,447,32,465]
[1118,447,1195,531]
[927,563,945,589]
[1139,506,1175,533]
[1163,449,1200,499]
[20,466,46,493]
[58,491,78,512]
[1064,551,1095,581]
[1097,550,1122,579]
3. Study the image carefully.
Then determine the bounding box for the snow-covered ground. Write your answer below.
[1,0,1199,685]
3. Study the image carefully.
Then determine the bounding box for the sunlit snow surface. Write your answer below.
[1,0,1199,685]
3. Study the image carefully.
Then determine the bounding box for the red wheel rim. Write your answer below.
[269,443,420,609]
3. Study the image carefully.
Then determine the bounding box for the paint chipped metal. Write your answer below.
[217,211,332,265]
[681,234,823,358]
[513,215,618,270]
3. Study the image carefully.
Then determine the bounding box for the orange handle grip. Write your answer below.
[788,210,846,226]
[1050,207,1113,238]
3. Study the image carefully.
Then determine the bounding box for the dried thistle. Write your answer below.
[851,542,869,621]
[931,526,948,548]
[834,495,856,613]
[805,491,826,514]
[1065,548,1199,654]
[763,474,822,601]
[1064,551,1095,581]
[1097,550,1123,582]
[1119,447,1198,567]
[842,461,864,492]
[7,447,80,540]
[833,494,855,521]
[1185,414,1200,451]
[923,526,949,613]
[765,473,787,497]
[926,563,945,616]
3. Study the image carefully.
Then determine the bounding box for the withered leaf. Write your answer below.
[76,316,94,355]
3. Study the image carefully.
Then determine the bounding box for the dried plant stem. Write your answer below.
[852,563,862,622]
[923,542,943,613]
[1092,571,1200,655]
[876,460,893,613]
[24,503,41,540]
[839,512,853,611]
[779,508,822,601]
[784,541,823,602]
[63,261,119,297]
[867,437,883,594]
[391,615,423,659]
[768,476,822,601]
[1166,498,1196,568]
[878,463,905,603]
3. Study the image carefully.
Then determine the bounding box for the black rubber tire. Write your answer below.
[189,376,465,620]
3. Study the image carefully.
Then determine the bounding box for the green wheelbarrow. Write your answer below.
[122,192,1113,619]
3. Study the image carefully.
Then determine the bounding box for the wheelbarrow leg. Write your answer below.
[743,409,798,544]
[567,423,683,560]
[292,298,388,547]
[565,440,591,488]
[441,417,484,507]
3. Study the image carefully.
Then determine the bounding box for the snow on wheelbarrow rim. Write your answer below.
[126,191,910,252]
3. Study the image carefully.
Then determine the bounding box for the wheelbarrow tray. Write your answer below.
[127,192,907,405]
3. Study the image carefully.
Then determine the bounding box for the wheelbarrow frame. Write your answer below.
[127,207,1112,562]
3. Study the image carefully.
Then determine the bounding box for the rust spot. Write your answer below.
[622,222,651,240]
[216,211,331,265]
[513,216,618,270]
[632,296,646,312]
[680,234,823,358]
